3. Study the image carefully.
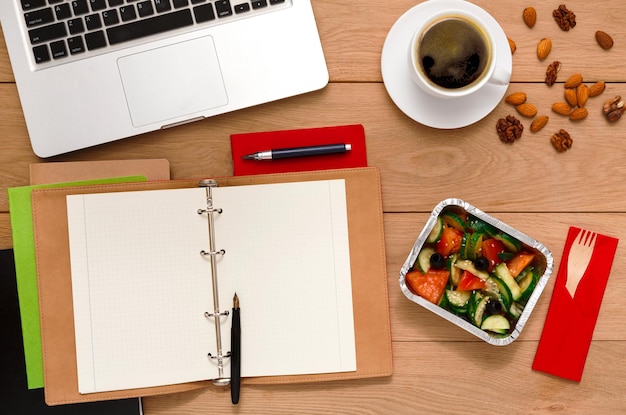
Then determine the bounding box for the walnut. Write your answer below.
[602,95,625,122]
[551,129,573,152]
[496,115,524,144]
[553,5,576,31]
[545,61,561,86]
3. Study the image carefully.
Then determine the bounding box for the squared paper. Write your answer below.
[66,180,355,393]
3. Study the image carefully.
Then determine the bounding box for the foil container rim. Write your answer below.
[399,198,554,346]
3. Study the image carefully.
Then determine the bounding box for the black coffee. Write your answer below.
[417,17,490,89]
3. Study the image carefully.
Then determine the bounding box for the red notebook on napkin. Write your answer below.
[231,124,368,176]
[533,226,618,382]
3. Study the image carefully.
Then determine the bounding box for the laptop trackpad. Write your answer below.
[118,36,228,127]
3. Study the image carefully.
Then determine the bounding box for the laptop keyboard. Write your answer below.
[20,0,290,66]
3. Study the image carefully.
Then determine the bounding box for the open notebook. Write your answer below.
[66,179,356,393]
[32,167,392,405]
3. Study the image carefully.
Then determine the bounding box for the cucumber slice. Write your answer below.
[483,277,500,297]
[467,216,497,236]
[460,232,470,259]
[447,253,462,286]
[417,247,436,273]
[516,267,538,302]
[427,216,444,243]
[487,276,512,310]
[442,212,466,231]
[471,295,490,327]
[497,252,516,261]
[445,289,471,314]
[438,289,449,307]
[481,314,511,334]
[508,302,524,319]
[468,291,483,318]
[493,233,522,253]
[515,266,532,283]
[494,262,522,301]
[467,232,484,260]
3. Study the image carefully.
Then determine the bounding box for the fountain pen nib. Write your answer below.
[233,293,239,308]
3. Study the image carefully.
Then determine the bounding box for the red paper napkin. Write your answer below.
[532,226,619,382]
[230,124,368,176]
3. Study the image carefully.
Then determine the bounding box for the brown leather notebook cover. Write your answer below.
[32,167,392,405]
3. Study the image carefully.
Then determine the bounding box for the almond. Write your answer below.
[508,37,517,54]
[570,107,589,121]
[505,92,527,105]
[516,103,538,118]
[523,7,537,28]
[537,38,552,60]
[589,81,606,97]
[552,102,572,115]
[530,115,549,133]
[596,31,614,50]
[577,84,589,108]
[564,88,578,107]
[564,74,583,88]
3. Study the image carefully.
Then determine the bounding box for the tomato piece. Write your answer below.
[481,238,505,272]
[456,270,486,291]
[405,269,450,304]
[436,227,463,256]
[506,251,536,277]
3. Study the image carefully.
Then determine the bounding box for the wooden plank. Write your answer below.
[1,82,625,213]
[0,213,11,250]
[0,28,13,82]
[142,341,626,414]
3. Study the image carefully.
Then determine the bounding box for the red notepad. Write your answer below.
[532,226,618,382]
[231,125,368,176]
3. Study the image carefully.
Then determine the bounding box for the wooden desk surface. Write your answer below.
[1,1,625,413]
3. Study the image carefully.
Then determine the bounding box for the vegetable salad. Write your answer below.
[405,207,542,335]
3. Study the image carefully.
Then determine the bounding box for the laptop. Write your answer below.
[0,0,328,157]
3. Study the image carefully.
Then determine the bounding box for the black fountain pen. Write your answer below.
[231,293,241,404]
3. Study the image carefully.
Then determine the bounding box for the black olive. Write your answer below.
[474,256,489,271]
[485,298,502,315]
[429,253,446,269]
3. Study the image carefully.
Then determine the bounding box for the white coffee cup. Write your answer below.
[408,5,510,99]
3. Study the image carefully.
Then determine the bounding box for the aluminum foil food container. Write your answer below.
[399,198,554,346]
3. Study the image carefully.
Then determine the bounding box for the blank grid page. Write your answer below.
[213,180,356,377]
[67,188,218,393]
[66,179,355,394]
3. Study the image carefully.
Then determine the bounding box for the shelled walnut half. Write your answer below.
[553,5,576,31]
[603,96,625,122]
[551,129,573,152]
[497,116,524,143]
[545,61,561,86]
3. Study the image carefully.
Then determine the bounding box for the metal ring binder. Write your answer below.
[204,310,230,318]
[197,207,223,214]
[198,179,231,386]
[200,249,226,256]
[208,351,232,359]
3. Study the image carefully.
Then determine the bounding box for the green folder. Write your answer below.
[8,176,146,389]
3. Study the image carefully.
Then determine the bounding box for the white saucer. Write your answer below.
[381,0,512,129]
